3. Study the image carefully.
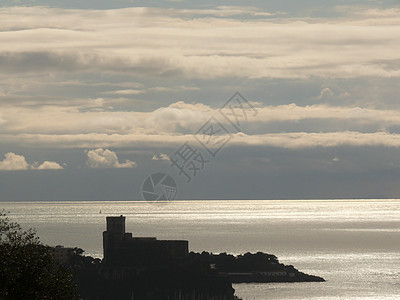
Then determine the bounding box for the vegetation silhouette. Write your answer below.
[0,212,79,299]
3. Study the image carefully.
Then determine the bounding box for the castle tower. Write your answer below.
[103,215,128,263]
[106,215,125,235]
[102,215,189,266]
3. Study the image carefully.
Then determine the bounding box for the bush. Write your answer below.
[0,212,79,299]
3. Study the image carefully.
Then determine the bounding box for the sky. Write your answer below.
[1,0,400,201]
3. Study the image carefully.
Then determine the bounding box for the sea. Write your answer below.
[1,200,399,300]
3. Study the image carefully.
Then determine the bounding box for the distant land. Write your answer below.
[52,215,324,299]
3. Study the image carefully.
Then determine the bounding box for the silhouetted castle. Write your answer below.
[103,215,188,266]
[67,216,322,299]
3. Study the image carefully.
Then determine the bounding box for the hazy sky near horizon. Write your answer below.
[1,1,400,200]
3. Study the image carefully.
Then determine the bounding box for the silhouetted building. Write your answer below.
[103,215,188,266]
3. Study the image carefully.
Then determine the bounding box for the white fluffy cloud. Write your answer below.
[36,161,64,170]
[0,152,63,170]
[0,153,29,170]
[152,153,170,161]
[86,148,137,168]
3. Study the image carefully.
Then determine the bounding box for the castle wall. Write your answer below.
[103,215,189,266]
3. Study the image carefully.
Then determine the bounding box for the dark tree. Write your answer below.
[0,212,79,299]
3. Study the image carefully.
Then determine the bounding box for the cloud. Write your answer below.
[86,148,137,168]
[148,86,200,93]
[0,113,6,125]
[102,89,144,95]
[0,152,29,170]
[145,102,212,134]
[350,8,400,18]
[1,6,400,79]
[0,152,63,170]
[101,86,200,96]
[152,153,170,161]
[5,130,400,150]
[230,131,400,149]
[4,100,400,150]
[36,161,64,170]
[5,101,400,137]
[171,6,280,17]
[317,88,334,100]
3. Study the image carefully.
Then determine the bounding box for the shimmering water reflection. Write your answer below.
[1,200,399,299]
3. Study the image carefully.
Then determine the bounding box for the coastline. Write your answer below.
[2,200,399,299]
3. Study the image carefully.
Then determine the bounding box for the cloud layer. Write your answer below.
[1,6,400,79]
[1,6,400,153]
[2,100,400,149]
[1,4,400,200]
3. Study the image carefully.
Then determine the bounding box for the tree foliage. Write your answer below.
[0,212,79,299]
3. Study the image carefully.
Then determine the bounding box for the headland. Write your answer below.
[54,215,324,299]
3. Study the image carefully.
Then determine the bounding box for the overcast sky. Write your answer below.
[1,1,400,201]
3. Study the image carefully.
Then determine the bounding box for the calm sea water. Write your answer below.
[1,200,399,299]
